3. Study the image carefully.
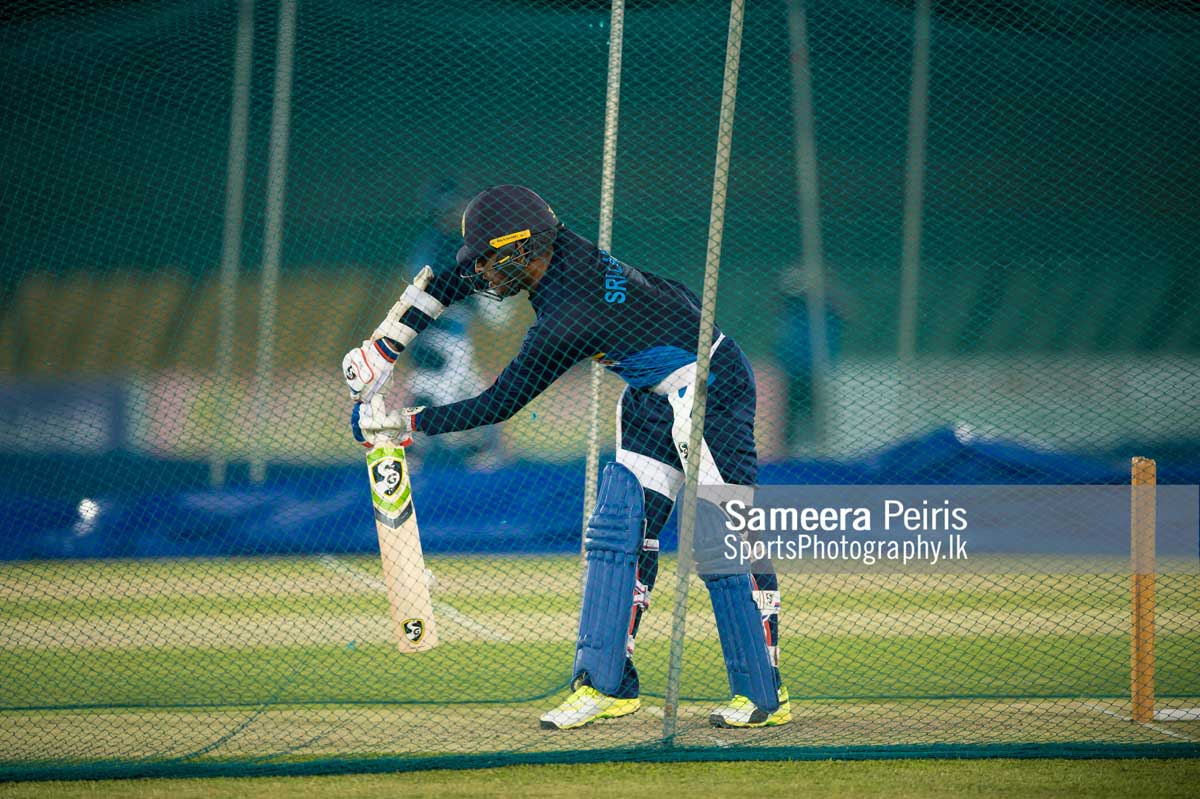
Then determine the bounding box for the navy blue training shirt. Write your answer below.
[411,227,723,435]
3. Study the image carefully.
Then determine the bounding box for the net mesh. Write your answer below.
[1,0,1198,780]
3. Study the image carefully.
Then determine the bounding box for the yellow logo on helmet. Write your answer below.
[489,229,531,249]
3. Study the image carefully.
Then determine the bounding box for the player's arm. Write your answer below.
[417,317,589,434]
[342,266,477,402]
[353,316,591,444]
[374,267,476,348]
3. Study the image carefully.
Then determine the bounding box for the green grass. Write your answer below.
[1,760,1198,798]
[4,626,1198,708]
[2,555,1198,777]
[0,642,574,708]
[0,580,1145,624]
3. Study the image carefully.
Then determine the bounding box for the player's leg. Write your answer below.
[612,386,685,696]
[539,456,648,730]
[693,498,789,728]
[666,338,790,727]
[540,386,681,730]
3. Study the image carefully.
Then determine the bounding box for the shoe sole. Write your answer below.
[540,704,641,731]
[709,712,792,729]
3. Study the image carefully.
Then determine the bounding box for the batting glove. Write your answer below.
[342,338,400,403]
[350,396,423,449]
[341,266,441,402]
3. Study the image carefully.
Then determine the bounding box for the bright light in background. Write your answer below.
[77,498,100,520]
[74,498,101,537]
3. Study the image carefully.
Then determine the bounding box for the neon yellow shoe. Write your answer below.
[708,687,791,728]
[539,684,641,730]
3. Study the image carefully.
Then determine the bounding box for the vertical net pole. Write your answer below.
[785,0,830,447]
[211,0,255,488]
[1131,456,1157,723]
[662,0,746,742]
[895,0,931,439]
[582,0,627,565]
[250,0,297,483]
[897,0,931,363]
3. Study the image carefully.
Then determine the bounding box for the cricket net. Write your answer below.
[1,0,1199,780]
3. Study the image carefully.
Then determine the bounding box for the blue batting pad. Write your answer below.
[573,462,645,696]
[695,500,780,712]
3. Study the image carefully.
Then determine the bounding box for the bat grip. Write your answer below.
[375,432,413,449]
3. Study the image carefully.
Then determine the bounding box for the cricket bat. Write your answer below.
[366,436,438,652]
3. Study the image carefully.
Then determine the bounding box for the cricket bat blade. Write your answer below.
[366,440,438,652]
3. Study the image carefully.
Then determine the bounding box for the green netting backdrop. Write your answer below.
[2,0,1199,781]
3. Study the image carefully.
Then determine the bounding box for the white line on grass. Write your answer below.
[318,555,512,642]
[1085,703,1198,742]
[1155,708,1200,721]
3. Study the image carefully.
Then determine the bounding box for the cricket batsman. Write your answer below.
[344,185,789,730]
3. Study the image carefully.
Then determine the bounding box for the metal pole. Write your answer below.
[663,0,745,742]
[249,0,297,483]
[897,0,932,366]
[211,0,255,488]
[583,0,627,569]
[786,0,830,448]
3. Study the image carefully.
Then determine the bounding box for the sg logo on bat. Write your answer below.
[403,618,426,644]
[370,456,404,500]
[366,446,413,527]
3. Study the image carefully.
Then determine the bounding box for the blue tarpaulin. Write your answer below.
[2,428,1197,560]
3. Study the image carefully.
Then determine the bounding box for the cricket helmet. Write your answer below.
[456,185,561,299]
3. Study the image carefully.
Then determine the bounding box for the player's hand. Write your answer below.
[342,339,399,403]
[342,266,441,402]
[350,396,423,449]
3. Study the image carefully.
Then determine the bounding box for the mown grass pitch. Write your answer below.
[2,760,1199,799]
[1,555,1198,778]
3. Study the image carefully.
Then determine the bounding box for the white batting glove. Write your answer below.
[342,266,443,402]
[342,339,399,403]
[350,396,423,449]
